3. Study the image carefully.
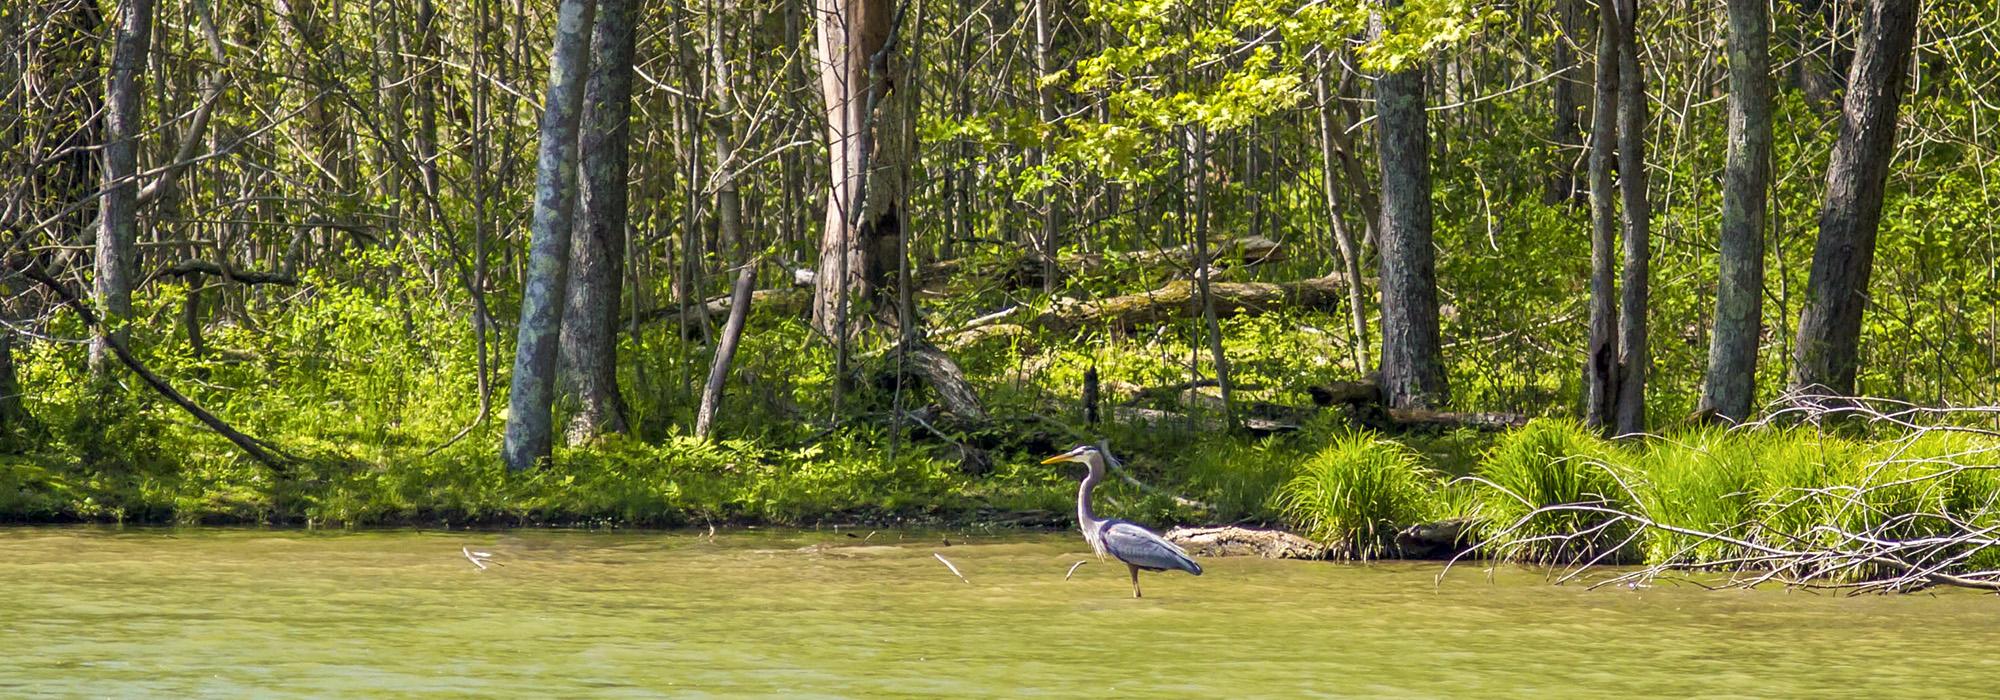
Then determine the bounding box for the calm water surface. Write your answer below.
[1,526,1994,697]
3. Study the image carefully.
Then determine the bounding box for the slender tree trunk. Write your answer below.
[559,0,636,446]
[502,0,597,472]
[1372,0,1447,410]
[1790,0,1920,397]
[1033,0,1060,292]
[696,261,758,439]
[1700,0,1773,423]
[1611,0,1650,436]
[708,0,745,263]
[1545,0,1586,204]
[1188,127,1235,426]
[810,0,901,341]
[1315,68,1370,374]
[92,0,153,382]
[1582,0,1620,430]
[1331,70,1381,252]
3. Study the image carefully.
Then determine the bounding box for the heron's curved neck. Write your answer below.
[1077,458,1105,534]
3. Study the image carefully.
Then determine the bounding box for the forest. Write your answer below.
[6,0,2000,586]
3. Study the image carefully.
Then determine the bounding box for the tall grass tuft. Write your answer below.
[1632,428,1763,564]
[1469,418,1633,563]
[1278,433,1438,559]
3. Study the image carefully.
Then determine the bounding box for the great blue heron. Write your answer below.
[1042,444,1201,597]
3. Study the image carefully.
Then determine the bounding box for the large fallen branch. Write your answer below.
[18,264,292,472]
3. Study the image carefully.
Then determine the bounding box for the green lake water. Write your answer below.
[2,526,1994,697]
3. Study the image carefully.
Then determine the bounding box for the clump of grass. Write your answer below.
[1278,433,1439,559]
[1469,418,1633,563]
[1172,439,1301,523]
[1743,428,1856,547]
[1631,428,1763,565]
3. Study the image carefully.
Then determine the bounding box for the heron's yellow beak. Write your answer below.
[1040,454,1071,465]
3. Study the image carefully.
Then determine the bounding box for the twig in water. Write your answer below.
[1064,560,1089,581]
[934,553,969,583]
[462,546,498,571]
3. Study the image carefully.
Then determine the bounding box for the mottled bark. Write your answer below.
[1582,0,1620,430]
[1372,0,1448,410]
[1612,0,1650,436]
[810,0,901,340]
[91,0,153,382]
[1791,0,1920,397]
[502,0,597,472]
[559,0,635,446]
[1700,0,1773,423]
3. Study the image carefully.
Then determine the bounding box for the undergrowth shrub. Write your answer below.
[1279,433,1438,559]
[1469,419,1633,563]
[1632,429,1764,564]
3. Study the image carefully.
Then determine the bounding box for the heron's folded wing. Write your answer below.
[1102,521,1201,574]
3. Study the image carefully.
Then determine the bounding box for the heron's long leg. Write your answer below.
[1129,565,1141,598]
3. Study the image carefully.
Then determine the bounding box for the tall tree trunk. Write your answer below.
[1611,0,1650,436]
[559,0,636,446]
[1582,0,1619,430]
[502,0,597,472]
[1700,0,1773,423]
[92,0,153,382]
[1545,0,1586,204]
[1372,0,1447,410]
[1790,0,1920,397]
[809,0,902,341]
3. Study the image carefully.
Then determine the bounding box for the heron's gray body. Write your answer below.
[1095,518,1202,575]
[1056,444,1201,596]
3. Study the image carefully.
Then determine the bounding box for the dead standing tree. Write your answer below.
[810,0,988,423]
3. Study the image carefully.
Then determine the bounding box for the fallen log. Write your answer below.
[939,322,1030,352]
[1164,526,1331,560]
[894,340,988,422]
[1307,378,1382,406]
[922,235,1285,290]
[1038,274,1348,335]
[1394,518,1477,559]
